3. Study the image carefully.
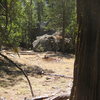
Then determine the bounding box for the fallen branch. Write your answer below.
[24,93,70,100]
[32,90,61,100]
[0,53,34,97]
[6,51,35,55]
[44,73,73,79]
[45,93,70,100]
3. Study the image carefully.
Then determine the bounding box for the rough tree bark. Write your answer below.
[70,0,100,100]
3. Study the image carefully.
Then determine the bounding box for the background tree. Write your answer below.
[70,0,100,100]
[0,0,77,52]
[44,0,77,52]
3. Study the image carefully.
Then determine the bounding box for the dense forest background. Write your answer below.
[0,0,77,52]
[0,0,100,100]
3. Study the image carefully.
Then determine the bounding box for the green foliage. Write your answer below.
[0,0,77,52]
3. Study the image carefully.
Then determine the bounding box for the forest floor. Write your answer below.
[0,50,74,100]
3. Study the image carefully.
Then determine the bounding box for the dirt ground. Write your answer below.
[0,50,74,100]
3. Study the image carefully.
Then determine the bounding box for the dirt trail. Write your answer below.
[0,51,74,100]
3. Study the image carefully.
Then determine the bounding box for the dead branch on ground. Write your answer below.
[44,73,73,79]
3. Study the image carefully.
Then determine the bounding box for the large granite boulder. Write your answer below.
[32,34,70,52]
[33,34,57,52]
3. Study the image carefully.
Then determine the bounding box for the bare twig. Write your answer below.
[0,53,34,97]
[0,3,6,11]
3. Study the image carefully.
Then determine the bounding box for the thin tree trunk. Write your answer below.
[61,0,66,53]
[5,0,8,30]
[70,0,100,100]
[37,2,42,35]
[28,0,33,47]
[4,0,9,43]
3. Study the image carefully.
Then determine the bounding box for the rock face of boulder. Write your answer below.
[33,34,57,52]
[32,34,70,52]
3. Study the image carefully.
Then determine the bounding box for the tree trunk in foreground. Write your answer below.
[61,0,66,53]
[70,0,100,100]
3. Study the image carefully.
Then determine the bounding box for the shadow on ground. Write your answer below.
[45,52,74,59]
[0,59,54,88]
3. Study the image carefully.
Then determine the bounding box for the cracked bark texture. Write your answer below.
[70,0,100,100]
